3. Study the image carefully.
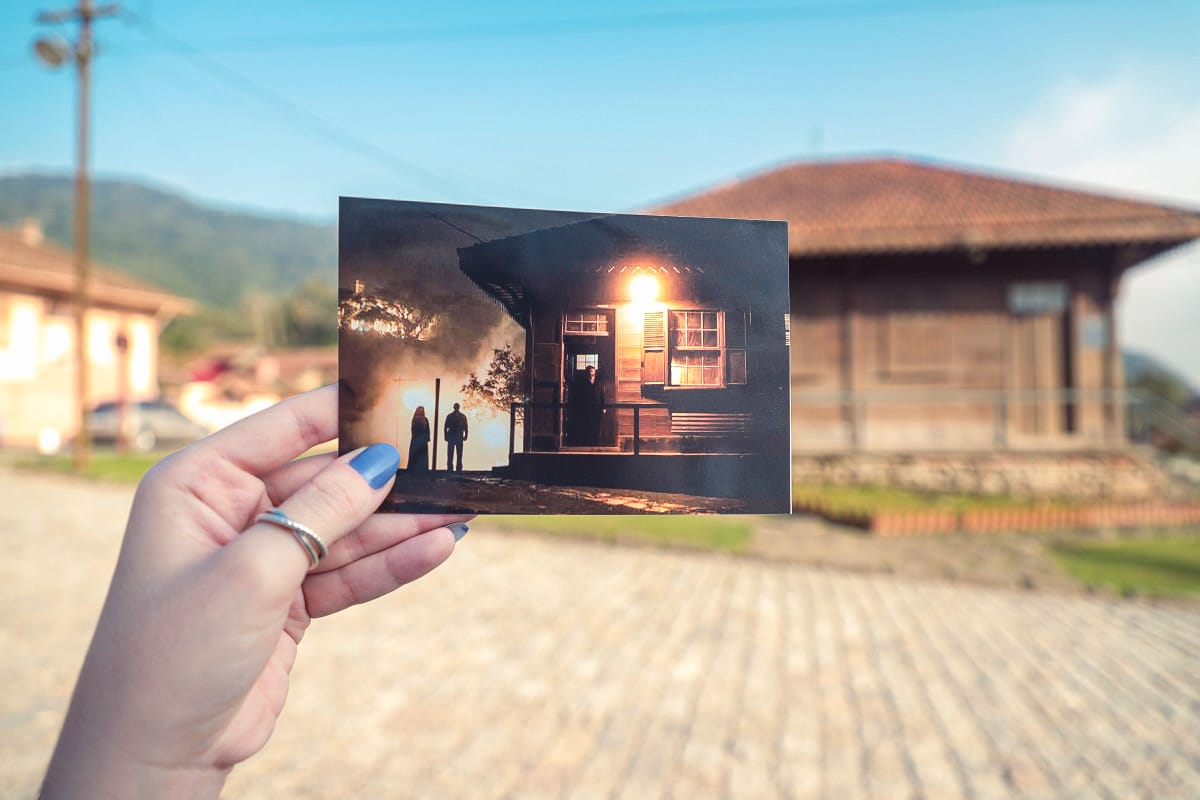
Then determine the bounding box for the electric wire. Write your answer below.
[119,10,481,200]
[106,0,1110,54]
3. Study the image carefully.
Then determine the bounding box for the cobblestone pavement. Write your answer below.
[2,469,1198,799]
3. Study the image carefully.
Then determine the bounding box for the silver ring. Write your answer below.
[255,508,328,570]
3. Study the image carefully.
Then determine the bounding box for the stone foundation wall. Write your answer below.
[792,451,1184,500]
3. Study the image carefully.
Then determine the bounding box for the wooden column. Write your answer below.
[840,261,860,450]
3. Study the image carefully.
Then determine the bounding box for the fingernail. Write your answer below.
[448,522,469,541]
[349,443,400,490]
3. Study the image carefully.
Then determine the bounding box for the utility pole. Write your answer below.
[34,1,121,471]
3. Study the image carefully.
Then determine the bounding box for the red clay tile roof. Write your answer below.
[0,225,193,314]
[647,157,1200,256]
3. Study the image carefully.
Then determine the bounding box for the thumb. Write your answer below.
[222,443,400,597]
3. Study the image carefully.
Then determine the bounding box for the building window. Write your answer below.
[671,352,720,386]
[669,310,722,387]
[878,286,950,379]
[568,353,598,373]
[564,311,609,335]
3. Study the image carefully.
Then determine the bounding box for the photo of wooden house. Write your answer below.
[652,157,1200,496]
[457,214,791,507]
[338,199,792,514]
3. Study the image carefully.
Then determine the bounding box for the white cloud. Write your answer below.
[1004,67,1200,390]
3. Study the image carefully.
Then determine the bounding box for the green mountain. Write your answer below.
[1124,350,1198,405]
[0,173,335,307]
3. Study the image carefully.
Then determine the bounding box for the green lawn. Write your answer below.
[479,514,753,553]
[1051,535,1200,598]
[13,443,338,485]
[793,483,1079,515]
[15,451,163,483]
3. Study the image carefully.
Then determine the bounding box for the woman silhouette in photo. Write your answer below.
[408,405,430,472]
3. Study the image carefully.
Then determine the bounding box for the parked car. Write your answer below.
[88,400,210,451]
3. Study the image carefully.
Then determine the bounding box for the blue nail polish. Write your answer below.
[349,443,400,490]
[448,522,469,541]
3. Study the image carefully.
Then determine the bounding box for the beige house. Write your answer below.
[0,221,191,450]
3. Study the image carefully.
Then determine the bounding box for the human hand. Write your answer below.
[41,385,470,799]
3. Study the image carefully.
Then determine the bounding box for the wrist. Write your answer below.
[42,729,229,800]
[42,693,229,800]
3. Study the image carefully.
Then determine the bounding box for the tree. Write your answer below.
[281,277,338,346]
[462,344,525,412]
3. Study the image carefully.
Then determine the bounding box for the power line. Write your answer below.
[107,0,1108,54]
[119,10,481,200]
[426,211,484,244]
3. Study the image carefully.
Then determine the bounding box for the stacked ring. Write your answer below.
[255,508,328,570]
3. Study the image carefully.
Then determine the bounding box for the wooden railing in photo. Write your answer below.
[791,497,1200,536]
[509,401,672,456]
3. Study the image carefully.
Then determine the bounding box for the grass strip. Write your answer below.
[14,452,162,483]
[478,514,753,553]
[1050,535,1200,598]
[794,483,1082,515]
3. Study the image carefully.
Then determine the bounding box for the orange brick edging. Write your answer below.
[794,501,1200,536]
[956,503,1200,534]
[871,510,958,536]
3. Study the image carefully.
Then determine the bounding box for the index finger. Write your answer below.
[189,384,338,476]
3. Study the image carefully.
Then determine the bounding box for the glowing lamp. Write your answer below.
[629,274,659,303]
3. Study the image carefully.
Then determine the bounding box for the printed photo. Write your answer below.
[339,198,791,514]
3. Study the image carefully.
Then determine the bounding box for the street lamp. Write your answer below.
[34,34,71,67]
[34,1,120,471]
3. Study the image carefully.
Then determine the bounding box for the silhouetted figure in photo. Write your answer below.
[444,402,468,472]
[566,369,585,446]
[570,365,606,446]
[407,405,430,472]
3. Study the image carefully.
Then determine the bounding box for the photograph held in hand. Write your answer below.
[339,198,791,514]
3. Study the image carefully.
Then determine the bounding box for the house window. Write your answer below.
[669,310,722,387]
[568,353,598,374]
[672,352,720,386]
[564,311,609,335]
[878,286,950,379]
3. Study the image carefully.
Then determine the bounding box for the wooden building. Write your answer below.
[652,158,1200,455]
[458,214,791,505]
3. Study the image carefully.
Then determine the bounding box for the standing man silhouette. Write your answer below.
[444,402,469,472]
[579,366,605,446]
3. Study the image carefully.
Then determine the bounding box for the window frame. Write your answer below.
[666,309,741,389]
[875,285,952,383]
[563,310,611,336]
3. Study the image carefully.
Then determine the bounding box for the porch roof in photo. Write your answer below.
[0,223,194,315]
[457,215,787,329]
[648,157,1200,257]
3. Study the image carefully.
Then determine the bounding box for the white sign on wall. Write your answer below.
[1008,281,1068,315]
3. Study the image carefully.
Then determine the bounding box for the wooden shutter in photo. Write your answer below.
[643,310,666,384]
[727,311,748,385]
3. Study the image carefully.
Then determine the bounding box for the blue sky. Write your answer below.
[2,0,1199,381]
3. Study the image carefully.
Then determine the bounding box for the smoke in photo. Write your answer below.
[338,198,596,470]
